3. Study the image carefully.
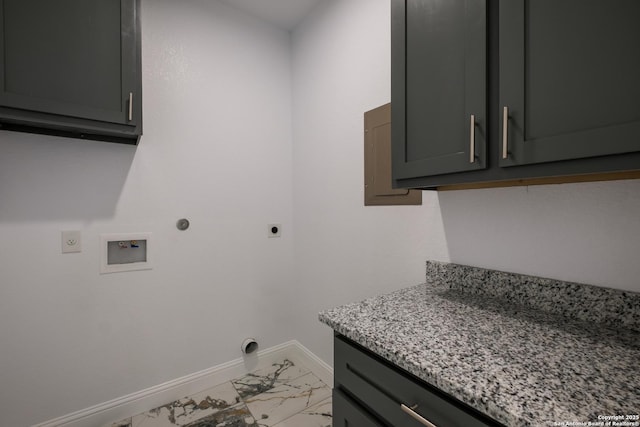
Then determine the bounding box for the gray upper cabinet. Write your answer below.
[0,0,142,144]
[499,0,640,167]
[392,0,487,180]
[393,0,640,189]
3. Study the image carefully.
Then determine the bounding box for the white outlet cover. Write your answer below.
[268,224,282,238]
[61,230,82,253]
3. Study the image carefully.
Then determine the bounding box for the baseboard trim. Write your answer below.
[287,341,334,387]
[33,340,333,427]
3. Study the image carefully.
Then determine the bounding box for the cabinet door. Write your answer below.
[333,389,384,427]
[392,0,486,180]
[0,0,139,127]
[499,0,640,167]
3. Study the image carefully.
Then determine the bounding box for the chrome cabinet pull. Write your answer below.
[128,92,133,121]
[502,106,509,159]
[401,404,438,427]
[469,114,476,163]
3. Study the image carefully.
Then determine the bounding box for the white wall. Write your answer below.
[439,180,640,292]
[0,1,296,425]
[290,0,449,366]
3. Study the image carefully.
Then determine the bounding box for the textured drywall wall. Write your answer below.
[0,1,295,425]
[290,0,449,366]
[439,180,640,292]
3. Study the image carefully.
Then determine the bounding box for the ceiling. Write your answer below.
[217,0,323,31]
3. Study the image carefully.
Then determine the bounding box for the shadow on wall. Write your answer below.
[0,131,135,222]
[437,180,640,291]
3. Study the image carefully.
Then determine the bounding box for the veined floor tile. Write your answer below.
[272,398,332,427]
[232,359,310,400]
[108,419,132,427]
[181,404,257,427]
[131,381,242,426]
[244,373,331,427]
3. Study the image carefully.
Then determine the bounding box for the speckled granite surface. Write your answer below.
[426,261,640,332]
[319,261,640,427]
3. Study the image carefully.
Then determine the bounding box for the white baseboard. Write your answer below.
[33,340,333,427]
[286,341,334,388]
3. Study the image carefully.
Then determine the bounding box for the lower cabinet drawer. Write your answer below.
[334,335,501,427]
[333,388,385,427]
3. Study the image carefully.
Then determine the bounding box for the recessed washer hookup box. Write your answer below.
[100,232,152,274]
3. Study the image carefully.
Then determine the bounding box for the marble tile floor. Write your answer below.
[108,359,332,427]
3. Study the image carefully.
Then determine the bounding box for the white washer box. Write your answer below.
[100,233,152,274]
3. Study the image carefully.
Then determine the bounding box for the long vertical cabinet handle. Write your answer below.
[128,92,133,121]
[502,106,509,159]
[469,114,476,163]
[400,404,438,427]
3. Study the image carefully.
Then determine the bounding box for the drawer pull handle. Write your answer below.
[129,92,134,121]
[469,114,476,163]
[401,403,438,427]
[502,106,509,159]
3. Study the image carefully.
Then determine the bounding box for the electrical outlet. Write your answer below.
[62,230,82,253]
[268,224,282,238]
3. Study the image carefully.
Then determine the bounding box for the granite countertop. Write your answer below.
[319,261,640,427]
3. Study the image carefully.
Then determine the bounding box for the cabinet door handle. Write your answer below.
[401,404,438,427]
[128,92,133,121]
[502,106,509,159]
[469,114,476,163]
